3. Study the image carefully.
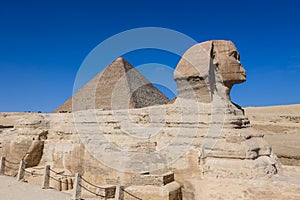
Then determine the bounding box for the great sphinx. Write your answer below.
[0,40,284,200]
[174,40,280,178]
[67,40,280,183]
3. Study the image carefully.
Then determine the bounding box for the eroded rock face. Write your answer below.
[174,40,246,103]
[1,115,49,167]
[173,40,280,179]
[24,140,44,168]
[212,40,246,87]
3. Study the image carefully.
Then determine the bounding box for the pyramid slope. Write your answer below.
[55,58,169,113]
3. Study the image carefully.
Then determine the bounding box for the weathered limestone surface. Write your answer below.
[125,182,182,200]
[126,172,182,200]
[174,40,279,180]
[175,40,245,103]
[1,40,300,199]
[55,57,169,113]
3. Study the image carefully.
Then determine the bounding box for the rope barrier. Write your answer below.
[5,159,19,165]
[81,176,106,189]
[24,169,44,176]
[3,173,16,177]
[49,175,61,183]
[20,164,44,177]
[122,188,143,200]
[32,166,45,170]
[79,183,105,198]
[2,158,143,200]
[4,165,19,171]
[49,168,73,178]
[48,174,70,184]
[49,168,59,174]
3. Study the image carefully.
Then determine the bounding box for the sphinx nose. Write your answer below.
[240,65,246,73]
[240,65,246,79]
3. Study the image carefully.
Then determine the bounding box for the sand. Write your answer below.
[245,104,300,166]
[0,175,70,200]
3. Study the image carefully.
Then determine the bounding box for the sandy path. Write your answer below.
[0,175,70,200]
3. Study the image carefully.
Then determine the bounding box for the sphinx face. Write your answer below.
[212,41,246,87]
[174,40,247,103]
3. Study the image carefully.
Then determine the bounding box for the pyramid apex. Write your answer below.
[115,57,125,62]
[114,57,130,64]
[113,57,133,71]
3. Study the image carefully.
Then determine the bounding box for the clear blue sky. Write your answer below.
[0,0,299,112]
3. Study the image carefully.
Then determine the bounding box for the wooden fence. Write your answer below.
[0,156,142,200]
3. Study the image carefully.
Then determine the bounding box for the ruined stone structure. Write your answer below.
[1,40,300,199]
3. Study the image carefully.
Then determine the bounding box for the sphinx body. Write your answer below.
[174,40,280,178]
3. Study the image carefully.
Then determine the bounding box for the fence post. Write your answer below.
[0,157,5,175]
[62,177,68,191]
[72,173,82,200]
[17,160,25,181]
[115,185,124,200]
[52,177,62,191]
[68,177,74,190]
[42,165,50,189]
[58,178,62,191]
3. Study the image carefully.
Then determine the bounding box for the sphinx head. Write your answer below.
[174,40,246,103]
[212,40,246,88]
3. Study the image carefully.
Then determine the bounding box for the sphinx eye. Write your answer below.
[212,52,216,59]
[230,51,238,59]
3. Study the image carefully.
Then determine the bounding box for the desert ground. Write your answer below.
[245,104,300,166]
[0,175,70,200]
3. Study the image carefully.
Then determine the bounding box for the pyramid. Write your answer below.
[54,58,169,113]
